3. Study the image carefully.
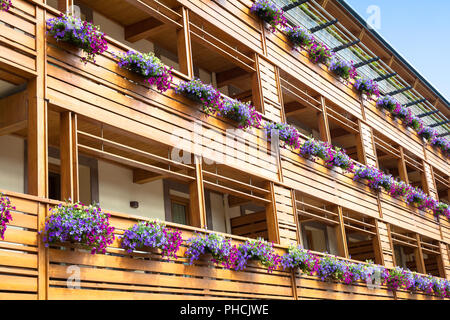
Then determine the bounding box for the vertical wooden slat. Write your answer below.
[265,182,280,244]
[189,155,206,228]
[177,7,194,79]
[33,3,48,300]
[60,112,79,202]
[398,146,409,184]
[318,97,331,143]
[335,206,349,259]
[415,234,426,274]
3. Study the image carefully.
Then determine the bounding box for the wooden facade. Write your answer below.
[0,0,448,300]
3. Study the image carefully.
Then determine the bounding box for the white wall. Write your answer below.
[98,160,165,220]
[209,192,227,233]
[0,135,24,193]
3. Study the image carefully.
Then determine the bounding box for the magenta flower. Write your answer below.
[251,0,288,32]
[47,14,108,64]
[0,193,14,240]
[0,0,11,12]
[43,201,115,254]
[115,50,172,93]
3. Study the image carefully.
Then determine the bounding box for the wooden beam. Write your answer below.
[125,17,165,43]
[60,112,78,202]
[0,69,25,85]
[0,91,28,136]
[133,169,165,184]
[415,234,426,274]
[177,7,194,79]
[335,206,349,258]
[398,146,409,184]
[228,195,252,208]
[57,0,74,14]
[251,54,264,113]
[189,156,207,229]
[265,182,280,244]
[216,67,249,88]
[318,97,331,143]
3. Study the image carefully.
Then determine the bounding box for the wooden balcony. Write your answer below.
[1,190,446,300]
[0,0,448,300]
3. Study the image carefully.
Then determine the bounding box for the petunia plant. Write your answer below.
[115,50,172,93]
[175,78,222,115]
[308,41,333,65]
[285,26,314,49]
[430,136,450,156]
[185,232,238,269]
[0,0,11,12]
[43,201,115,254]
[121,220,182,259]
[353,165,383,189]
[329,57,357,81]
[235,238,281,273]
[47,14,108,64]
[264,122,301,150]
[0,193,14,240]
[218,97,262,129]
[353,76,380,100]
[376,95,400,113]
[250,0,288,32]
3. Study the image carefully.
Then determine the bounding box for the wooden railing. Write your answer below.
[0,189,447,300]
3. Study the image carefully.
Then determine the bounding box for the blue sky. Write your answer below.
[345,0,450,101]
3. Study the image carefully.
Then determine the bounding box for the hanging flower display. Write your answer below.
[329,57,357,81]
[43,202,115,254]
[47,14,108,64]
[285,25,314,49]
[121,220,182,259]
[353,76,380,100]
[115,50,173,93]
[0,193,14,240]
[308,41,333,65]
[250,0,288,32]
[0,0,11,12]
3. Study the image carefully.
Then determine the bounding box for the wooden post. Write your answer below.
[251,54,264,114]
[32,4,49,301]
[60,112,79,202]
[318,97,331,143]
[397,146,409,184]
[335,206,349,258]
[177,7,194,79]
[57,0,74,14]
[414,234,426,274]
[265,182,280,244]
[189,155,207,228]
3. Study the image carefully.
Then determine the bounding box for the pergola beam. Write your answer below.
[430,120,450,128]
[374,72,397,82]
[403,98,427,108]
[332,39,360,52]
[385,86,413,96]
[309,19,338,33]
[437,132,450,137]
[125,17,166,42]
[354,57,379,69]
[282,0,310,11]
[417,110,439,118]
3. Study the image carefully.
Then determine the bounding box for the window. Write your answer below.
[170,195,189,225]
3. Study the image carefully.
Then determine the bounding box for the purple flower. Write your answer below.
[175,78,222,115]
[235,238,281,273]
[121,220,182,259]
[218,97,262,129]
[251,0,288,32]
[47,14,108,64]
[329,57,357,81]
[285,26,314,49]
[308,41,333,65]
[43,201,115,254]
[0,193,14,240]
[0,0,11,12]
[264,122,301,150]
[353,76,380,100]
[115,50,173,93]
